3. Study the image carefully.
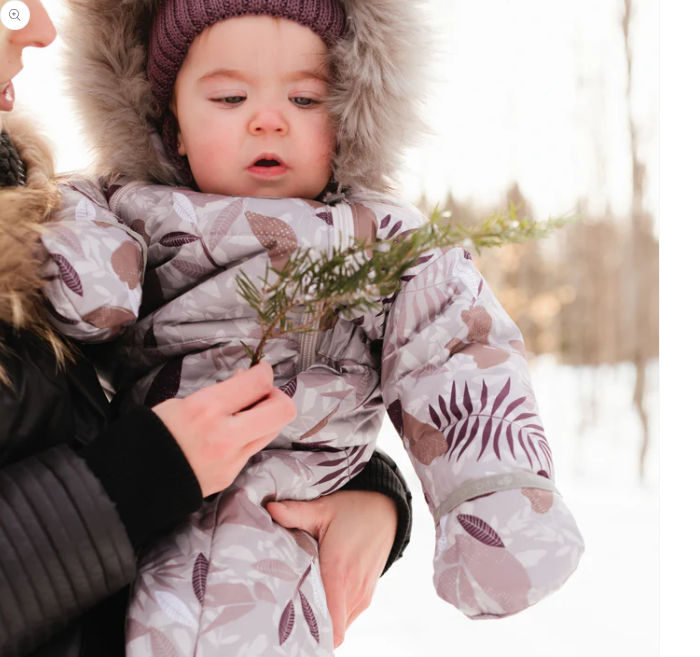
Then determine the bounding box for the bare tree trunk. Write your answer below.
[622,0,652,482]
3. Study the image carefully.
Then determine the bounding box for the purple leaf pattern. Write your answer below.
[312,444,369,495]
[252,560,297,581]
[159,232,200,248]
[192,553,208,605]
[253,582,276,604]
[49,224,85,257]
[278,599,295,645]
[316,211,333,226]
[170,259,212,279]
[409,375,555,472]
[299,591,319,643]
[298,405,341,440]
[216,488,275,532]
[208,198,244,251]
[149,629,178,657]
[457,514,505,548]
[287,529,318,559]
[51,253,83,296]
[387,398,404,436]
[127,620,150,642]
[202,586,256,634]
[279,376,298,398]
[387,220,403,239]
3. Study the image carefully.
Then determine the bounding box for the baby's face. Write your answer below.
[171,15,336,200]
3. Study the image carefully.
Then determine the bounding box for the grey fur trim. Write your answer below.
[60,0,438,196]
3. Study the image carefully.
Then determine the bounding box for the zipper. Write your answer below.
[298,203,354,372]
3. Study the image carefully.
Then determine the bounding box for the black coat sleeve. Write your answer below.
[0,409,204,657]
[0,334,203,656]
[339,449,413,575]
[0,445,135,657]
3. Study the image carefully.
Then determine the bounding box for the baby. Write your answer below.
[42,1,584,655]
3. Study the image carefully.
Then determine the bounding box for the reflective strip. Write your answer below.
[432,472,560,523]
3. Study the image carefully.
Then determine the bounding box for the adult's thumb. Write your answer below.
[267,500,324,539]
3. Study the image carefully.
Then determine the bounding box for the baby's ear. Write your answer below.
[169,100,187,157]
[176,130,186,157]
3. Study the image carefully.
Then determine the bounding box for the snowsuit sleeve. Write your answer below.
[376,202,585,619]
[40,176,147,342]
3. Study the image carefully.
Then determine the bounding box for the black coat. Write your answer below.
[0,332,135,656]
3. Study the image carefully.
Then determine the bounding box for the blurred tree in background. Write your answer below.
[416,182,658,481]
[416,0,658,483]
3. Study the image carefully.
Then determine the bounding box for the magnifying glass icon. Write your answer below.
[1,2,30,29]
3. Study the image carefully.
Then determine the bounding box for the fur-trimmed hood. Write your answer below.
[60,0,436,197]
[0,111,60,334]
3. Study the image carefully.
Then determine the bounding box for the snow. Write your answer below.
[341,359,659,657]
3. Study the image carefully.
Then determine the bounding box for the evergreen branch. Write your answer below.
[238,204,571,366]
[445,202,575,255]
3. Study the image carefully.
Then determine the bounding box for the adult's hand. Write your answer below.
[267,490,398,649]
[153,361,297,497]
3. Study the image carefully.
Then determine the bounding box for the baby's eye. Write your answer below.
[215,96,246,106]
[292,97,319,108]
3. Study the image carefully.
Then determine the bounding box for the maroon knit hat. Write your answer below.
[148,0,347,187]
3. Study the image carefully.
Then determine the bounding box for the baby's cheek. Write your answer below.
[312,128,336,182]
[188,134,237,192]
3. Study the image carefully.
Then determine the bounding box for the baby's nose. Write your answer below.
[249,109,289,135]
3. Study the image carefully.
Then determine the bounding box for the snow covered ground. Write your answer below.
[341,358,659,657]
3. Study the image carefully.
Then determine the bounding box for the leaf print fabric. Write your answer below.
[374,207,585,618]
[41,177,146,341]
[127,485,334,656]
[39,176,584,653]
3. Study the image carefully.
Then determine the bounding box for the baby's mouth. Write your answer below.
[247,155,289,180]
